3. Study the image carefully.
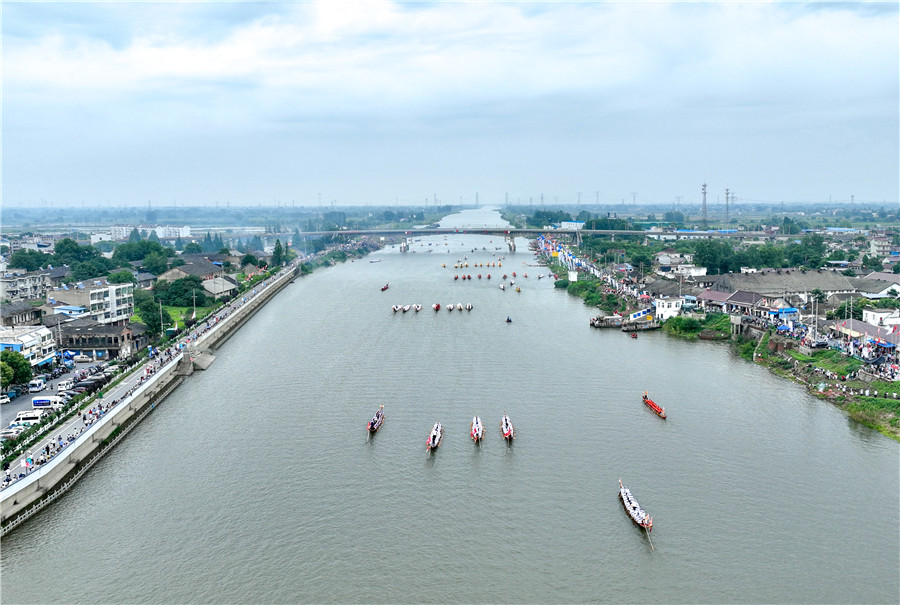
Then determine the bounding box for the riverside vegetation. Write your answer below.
[552,265,900,441]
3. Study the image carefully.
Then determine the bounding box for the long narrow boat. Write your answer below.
[618,479,653,532]
[500,413,515,441]
[381,283,389,291]
[642,392,666,418]
[367,405,384,433]
[426,422,443,452]
[470,416,484,443]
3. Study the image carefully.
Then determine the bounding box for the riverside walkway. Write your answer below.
[0,262,299,519]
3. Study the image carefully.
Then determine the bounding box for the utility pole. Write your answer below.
[595,191,600,204]
[701,183,708,225]
[577,192,582,205]
[631,192,637,204]
[725,188,730,223]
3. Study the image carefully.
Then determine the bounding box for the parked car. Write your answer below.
[73,354,92,363]
[0,394,9,405]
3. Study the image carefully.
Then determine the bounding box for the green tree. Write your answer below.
[0,350,33,386]
[241,253,259,268]
[271,240,284,266]
[137,300,171,336]
[143,252,169,276]
[810,289,826,304]
[8,249,50,271]
[108,270,137,284]
[1,362,14,390]
[183,242,202,254]
[174,237,184,251]
[129,228,143,243]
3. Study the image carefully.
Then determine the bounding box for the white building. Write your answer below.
[862,307,900,330]
[653,297,684,321]
[155,225,191,239]
[0,325,56,368]
[51,282,134,325]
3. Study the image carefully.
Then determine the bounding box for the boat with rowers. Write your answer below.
[470,416,484,443]
[642,392,666,418]
[618,479,653,532]
[367,405,384,433]
[426,422,443,451]
[500,413,515,441]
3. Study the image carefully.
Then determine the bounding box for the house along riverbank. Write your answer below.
[0,262,301,534]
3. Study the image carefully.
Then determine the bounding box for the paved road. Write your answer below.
[1,263,298,490]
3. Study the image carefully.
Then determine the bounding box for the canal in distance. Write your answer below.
[1,208,897,603]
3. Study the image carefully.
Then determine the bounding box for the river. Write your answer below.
[1,208,897,604]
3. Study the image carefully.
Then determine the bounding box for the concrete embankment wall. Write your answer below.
[0,355,185,528]
[0,265,300,533]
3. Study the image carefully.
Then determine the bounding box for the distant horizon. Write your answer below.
[4,2,897,208]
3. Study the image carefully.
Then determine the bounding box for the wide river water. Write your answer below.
[1,208,898,604]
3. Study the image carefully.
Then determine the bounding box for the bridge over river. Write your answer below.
[293,227,789,243]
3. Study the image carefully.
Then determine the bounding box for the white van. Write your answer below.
[12,410,45,427]
[28,378,46,393]
[32,395,64,412]
[57,379,75,392]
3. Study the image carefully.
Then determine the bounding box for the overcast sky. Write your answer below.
[3,1,898,208]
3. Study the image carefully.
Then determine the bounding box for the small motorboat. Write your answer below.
[477,274,482,279]
[447,303,454,311]
[456,303,463,311]
[427,422,443,452]
[642,392,666,419]
[486,274,491,279]
[502,274,508,280]
[630,333,638,339]
[402,305,411,313]
[367,405,384,433]
[433,303,441,311]
[392,305,402,313]
[470,416,484,442]
[414,304,422,312]
[515,287,521,293]
[454,275,459,280]
[465,303,473,311]
[619,479,653,532]
[499,284,505,291]
[500,413,515,441]
[381,283,389,291]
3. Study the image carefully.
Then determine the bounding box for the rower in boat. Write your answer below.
[392,305,401,313]
[500,413,515,440]
[433,303,441,311]
[381,283,389,291]
[499,284,505,290]
[447,303,454,311]
[506,316,512,323]
[470,416,484,442]
[456,303,463,311]
[402,305,411,312]
[465,303,473,311]
[426,422,443,451]
[414,304,422,312]
[642,391,667,419]
[618,479,653,531]
[367,405,384,433]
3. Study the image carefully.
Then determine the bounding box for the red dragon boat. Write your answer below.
[642,392,666,418]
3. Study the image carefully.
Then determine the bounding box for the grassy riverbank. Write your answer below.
[557,269,900,441]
